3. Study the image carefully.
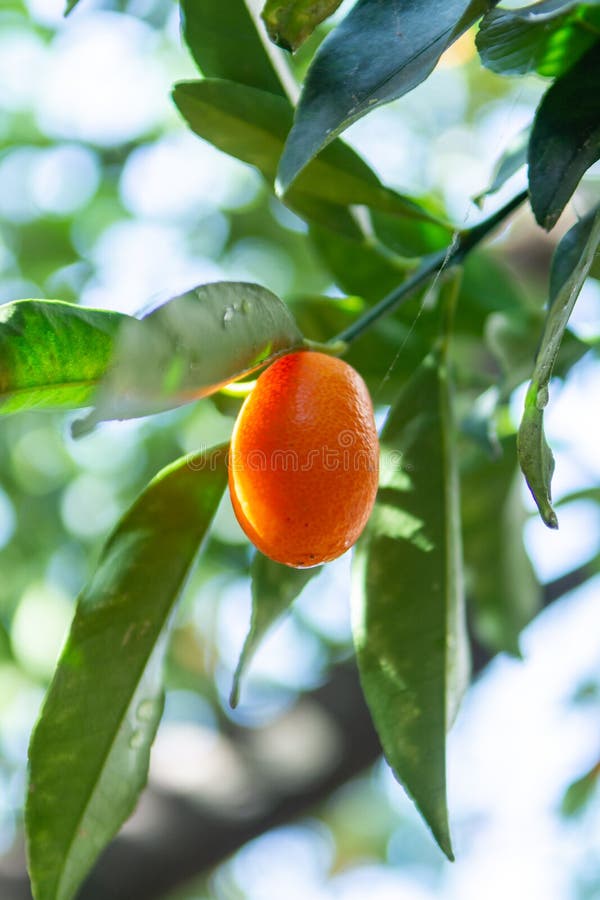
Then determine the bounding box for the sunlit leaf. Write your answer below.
[518,207,600,527]
[262,0,344,51]
[73,282,303,435]
[230,552,322,706]
[278,0,492,191]
[181,0,285,95]
[0,300,129,416]
[477,0,600,77]
[462,437,540,656]
[528,43,600,229]
[26,444,229,900]
[352,278,469,861]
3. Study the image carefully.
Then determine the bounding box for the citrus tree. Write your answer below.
[1,0,600,898]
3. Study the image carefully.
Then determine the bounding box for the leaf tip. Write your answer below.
[70,415,94,440]
[228,682,240,709]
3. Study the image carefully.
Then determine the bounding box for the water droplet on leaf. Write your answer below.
[136,699,158,722]
[129,730,145,750]
[536,385,549,409]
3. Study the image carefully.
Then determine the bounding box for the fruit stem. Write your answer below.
[333,189,528,345]
[303,338,349,356]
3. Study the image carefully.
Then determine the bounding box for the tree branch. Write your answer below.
[334,190,528,345]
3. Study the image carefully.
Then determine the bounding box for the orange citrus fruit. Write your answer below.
[228,351,379,567]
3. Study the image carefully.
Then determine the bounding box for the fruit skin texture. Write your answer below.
[228,351,379,568]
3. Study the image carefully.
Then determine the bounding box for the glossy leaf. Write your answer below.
[352,288,469,861]
[477,0,600,77]
[0,300,129,416]
[529,43,600,229]
[73,282,303,435]
[278,0,492,191]
[262,0,343,51]
[462,438,540,656]
[173,80,440,235]
[518,208,600,527]
[26,444,229,900]
[180,0,284,95]
[473,128,529,206]
[230,552,322,706]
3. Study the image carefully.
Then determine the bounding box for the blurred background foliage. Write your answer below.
[1,0,600,898]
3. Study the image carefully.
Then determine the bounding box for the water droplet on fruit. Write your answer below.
[223,307,234,326]
[241,299,250,314]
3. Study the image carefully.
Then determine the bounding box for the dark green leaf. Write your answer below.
[477,0,600,77]
[352,283,468,861]
[278,0,492,191]
[518,208,600,527]
[473,127,529,206]
[262,0,344,51]
[230,552,322,706]
[528,42,600,229]
[65,0,80,13]
[26,444,229,900]
[0,300,129,416]
[462,438,540,656]
[172,80,441,236]
[180,0,285,95]
[73,282,303,435]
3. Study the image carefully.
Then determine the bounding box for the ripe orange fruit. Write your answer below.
[228,351,379,567]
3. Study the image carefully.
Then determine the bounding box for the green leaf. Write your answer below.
[352,283,469,861]
[561,760,600,817]
[486,309,589,399]
[180,0,285,95]
[518,207,600,527]
[473,127,529,206]
[370,208,453,258]
[64,0,80,13]
[261,0,344,51]
[528,42,600,230]
[277,0,492,191]
[462,438,540,656]
[172,79,440,236]
[230,552,322,706]
[73,282,303,435]
[288,293,431,400]
[26,444,229,900]
[477,0,600,77]
[0,300,129,416]
[308,224,411,301]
